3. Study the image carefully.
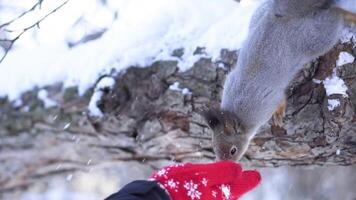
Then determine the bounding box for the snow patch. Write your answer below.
[217,62,228,70]
[312,79,322,84]
[37,89,57,108]
[327,99,340,111]
[88,77,116,117]
[13,99,23,107]
[96,77,116,89]
[169,82,192,95]
[336,52,355,67]
[181,88,191,95]
[169,82,181,91]
[88,91,105,117]
[323,73,348,97]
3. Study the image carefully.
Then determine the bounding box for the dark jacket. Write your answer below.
[104,180,170,200]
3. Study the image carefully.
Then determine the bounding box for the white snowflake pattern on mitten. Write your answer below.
[166,179,180,192]
[154,167,173,179]
[201,178,208,186]
[156,169,167,177]
[171,163,185,168]
[212,190,218,198]
[184,180,202,200]
[220,184,231,200]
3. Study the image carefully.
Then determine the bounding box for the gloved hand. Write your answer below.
[150,161,261,200]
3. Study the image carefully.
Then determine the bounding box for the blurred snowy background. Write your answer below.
[0,0,258,100]
[0,0,356,199]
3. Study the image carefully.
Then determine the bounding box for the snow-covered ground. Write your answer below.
[0,0,261,100]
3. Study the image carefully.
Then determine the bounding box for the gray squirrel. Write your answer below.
[203,0,356,161]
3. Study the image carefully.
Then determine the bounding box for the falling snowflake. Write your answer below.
[184,180,202,199]
[66,174,73,182]
[63,122,71,130]
[201,178,208,187]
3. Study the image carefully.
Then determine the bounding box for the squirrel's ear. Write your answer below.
[201,109,223,129]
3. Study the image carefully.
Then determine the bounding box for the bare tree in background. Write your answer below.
[0,0,69,63]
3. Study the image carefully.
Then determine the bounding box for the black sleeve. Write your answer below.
[104,180,171,200]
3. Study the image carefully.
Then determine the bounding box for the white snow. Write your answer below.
[336,52,355,67]
[169,82,181,91]
[88,91,104,117]
[0,0,261,100]
[181,88,192,95]
[87,77,115,117]
[322,51,353,110]
[327,99,340,111]
[169,82,192,95]
[312,79,322,84]
[95,77,115,89]
[336,149,341,155]
[217,63,227,70]
[13,99,23,107]
[323,73,348,97]
[37,89,57,108]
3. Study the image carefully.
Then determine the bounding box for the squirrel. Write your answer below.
[203,0,356,161]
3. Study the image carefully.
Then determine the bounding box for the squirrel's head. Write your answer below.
[202,108,251,161]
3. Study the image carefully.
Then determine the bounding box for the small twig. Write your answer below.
[0,39,12,42]
[2,29,15,33]
[0,0,70,64]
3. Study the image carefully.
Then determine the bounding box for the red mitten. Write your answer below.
[150,161,261,200]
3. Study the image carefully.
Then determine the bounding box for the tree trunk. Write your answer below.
[0,40,355,196]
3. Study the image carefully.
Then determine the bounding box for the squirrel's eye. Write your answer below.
[230,146,237,155]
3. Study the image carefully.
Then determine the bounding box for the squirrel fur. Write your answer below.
[203,0,356,161]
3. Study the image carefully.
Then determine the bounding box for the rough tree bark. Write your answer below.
[0,39,355,196]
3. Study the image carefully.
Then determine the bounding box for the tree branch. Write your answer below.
[0,0,69,64]
[0,0,44,30]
